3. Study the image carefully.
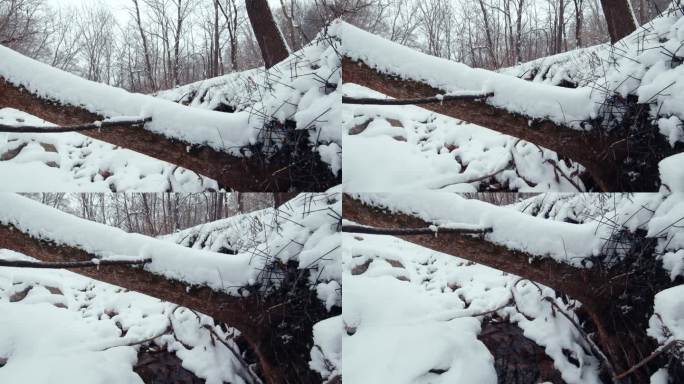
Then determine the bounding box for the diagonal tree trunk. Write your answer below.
[245,0,289,68]
[342,194,679,382]
[0,222,324,384]
[0,77,336,191]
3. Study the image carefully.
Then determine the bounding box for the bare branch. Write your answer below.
[342,92,494,105]
[0,258,151,269]
[0,117,151,133]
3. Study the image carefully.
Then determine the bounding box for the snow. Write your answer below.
[659,153,684,192]
[0,108,217,192]
[0,26,342,174]
[342,231,602,384]
[0,192,341,300]
[155,31,342,175]
[0,46,256,153]
[0,249,251,384]
[331,20,599,127]
[352,193,608,266]
[342,83,586,192]
[648,285,684,345]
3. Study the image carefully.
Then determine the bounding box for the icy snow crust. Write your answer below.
[343,233,602,384]
[331,21,598,127]
[0,249,251,384]
[0,193,342,300]
[0,108,216,192]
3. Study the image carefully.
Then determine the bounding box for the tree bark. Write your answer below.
[600,0,637,43]
[245,0,289,68]
[0,77,333,191]
[0,223,321,384]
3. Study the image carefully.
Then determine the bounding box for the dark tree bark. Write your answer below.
[600,0,637,43]
[245,0,289,68]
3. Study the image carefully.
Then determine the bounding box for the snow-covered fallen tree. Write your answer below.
[343,190,684,383]
[336,3,684,192]
[0,192,342,383]
[0,28,342,191]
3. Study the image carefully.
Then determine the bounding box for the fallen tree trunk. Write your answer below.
[342,57,663,192]
[0,223,322,384]
[343,194,677,382]
[0,78,336,191]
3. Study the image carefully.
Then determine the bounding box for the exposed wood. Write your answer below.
[0,117,151,133]
[342,57,632,192]
[600,0,638,44]
[0,223,314,384]
[0,77,318,192]
[245,0,289,68]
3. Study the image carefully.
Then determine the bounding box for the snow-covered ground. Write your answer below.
[0,108,217,192]
[0,249,256,384]
[342,232,602,384]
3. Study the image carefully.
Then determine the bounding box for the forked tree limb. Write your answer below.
[0,117,152,133]
[0,224,295,384]
[0,78,295,191]
[342,57,630,192]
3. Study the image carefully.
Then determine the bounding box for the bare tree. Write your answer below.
[600,0,637,43]
[245,0,289,68]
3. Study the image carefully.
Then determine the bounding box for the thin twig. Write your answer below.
[613,339,681,380]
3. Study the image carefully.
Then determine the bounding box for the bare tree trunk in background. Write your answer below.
[212,0,221,77]
[600,0,637,43]
[515,0,524,63]
[477,0,498,68]
[217,0,241,71]
[131,0,156,90]
[279,0,297,49]
[555,0,566,54]
[245,0,289,68]
[574,0,584,47]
